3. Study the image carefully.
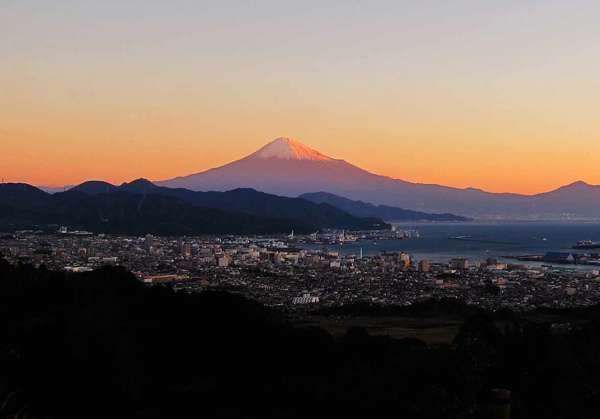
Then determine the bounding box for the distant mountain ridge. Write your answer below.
[159,137,600,219]
[300,192,471,222]
[0,183,307,235]
[71,178,387,231]
[0,181,388,234]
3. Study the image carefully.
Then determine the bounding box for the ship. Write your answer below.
[572,240,600,250]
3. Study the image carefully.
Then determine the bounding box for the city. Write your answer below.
[4,228,600,313]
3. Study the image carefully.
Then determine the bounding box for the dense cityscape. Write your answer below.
[4,227,600,313]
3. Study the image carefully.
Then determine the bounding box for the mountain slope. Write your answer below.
[300,192,471,222]
[75,178,388,230]
[158,137,600,219]
[530,181,600,215]
[160,138,373,198]
[0,184,314,234]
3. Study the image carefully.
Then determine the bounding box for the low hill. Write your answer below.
[69,180,117,194]
[300,192,471,222]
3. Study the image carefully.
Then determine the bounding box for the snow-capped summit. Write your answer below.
[159,136,361,197]
[249,137,333,161]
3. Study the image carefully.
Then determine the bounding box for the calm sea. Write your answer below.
[302,222,600,269]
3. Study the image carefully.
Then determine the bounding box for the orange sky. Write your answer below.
[2,1,600,194]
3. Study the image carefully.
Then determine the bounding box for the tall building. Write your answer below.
[486,257,498,266]
[180,241,191,258]
[399,252,411,269]
[217,254,231,267]
[145,234,154,252]
[418,260,431,273]
[450,258,469,270]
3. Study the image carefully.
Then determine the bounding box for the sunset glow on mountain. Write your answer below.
[250,138,333,161]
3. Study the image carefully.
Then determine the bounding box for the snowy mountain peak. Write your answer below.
[249,137,333,161]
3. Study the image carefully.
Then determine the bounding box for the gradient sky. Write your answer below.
[2,1,600,194]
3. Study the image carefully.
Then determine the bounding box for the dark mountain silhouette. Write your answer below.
[70,180,117,194]
[70,178,388,230]
[0,182,50,207]
[0,184,305,234]
[158,137,600,219]
[0,182,387,234]
[300,192,471,221]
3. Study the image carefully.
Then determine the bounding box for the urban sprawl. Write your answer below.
[3,228,600,312]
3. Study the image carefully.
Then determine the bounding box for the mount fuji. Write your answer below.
[160,137,373,198]
[159,137,600,219]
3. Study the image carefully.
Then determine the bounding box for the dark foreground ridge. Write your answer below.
[4,260,600,418]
